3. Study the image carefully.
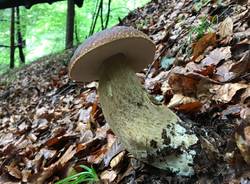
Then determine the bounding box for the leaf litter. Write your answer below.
[0,0,250,183]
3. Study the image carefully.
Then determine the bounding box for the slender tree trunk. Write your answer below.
[88,0,100,36]
[74,18,79,43]
[65,0,75,49]
[104,0,111,29]
[89,0,104,36]
[10,8,15,69]
[100,0,104,30]
[16,6,25,64]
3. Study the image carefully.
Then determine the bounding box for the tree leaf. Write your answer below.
[192,33,217,62]
[218,17,234,38]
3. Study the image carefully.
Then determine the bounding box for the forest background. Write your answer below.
[0,0,149,74]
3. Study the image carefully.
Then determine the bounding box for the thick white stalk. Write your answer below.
[98,55,198,176]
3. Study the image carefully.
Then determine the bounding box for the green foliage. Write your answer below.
[189,16,212,40]
[0,0,150,74]
[55,165,99,184]
[181,16,216,56]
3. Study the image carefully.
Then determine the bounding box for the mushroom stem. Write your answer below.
[99,54,198,176]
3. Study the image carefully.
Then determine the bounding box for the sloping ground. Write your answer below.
[0,0,250,183]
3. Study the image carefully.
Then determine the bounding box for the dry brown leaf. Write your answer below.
[87,146,108,164]
[202,47,231,66]
[169,68,219,97]
[169,73,199,96]
[110,151,126,169]
[230,50,250,76]
[241,88,250,104]
[221,104,242,119]
[5,163,22,179]
[168,94,197,108]
[200,136,219,160]
[219,17,234,38]
[240,107,250,121]
[235,125,250,165]
[211,83,249,103]
[35,145,76,184]
[196,65,216,77]
[100,170,117,183]
[192,33,217,61]
[176,101,203,113]
[231,42,250,60]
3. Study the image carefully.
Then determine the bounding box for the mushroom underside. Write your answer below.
[98,55,198,176]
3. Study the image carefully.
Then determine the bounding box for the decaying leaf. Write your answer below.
[221,104,242,119]
[169,69,218,96]
[200,136,219,160]
[110,151,126,169]
[202,47,231,66]
[35,145,76,184]
[100,170,117,183]
[103,139,125,168]
[211,83,249,103]
[168,94,198,107]
[219,17,234,38]
[5,162,22,179]
[240,107,250,121]
[235,125,250,165]
[192,33,217,61]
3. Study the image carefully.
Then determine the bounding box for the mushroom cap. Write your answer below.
[69,26,155,82]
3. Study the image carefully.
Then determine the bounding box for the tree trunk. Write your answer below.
[16,6,25,64]
[104,0,111,29]
[65,0,75,49]
[10,8,15,69]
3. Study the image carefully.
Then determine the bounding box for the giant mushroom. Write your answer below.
[69,26,198,176]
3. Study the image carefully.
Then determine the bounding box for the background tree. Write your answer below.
[65,0,75,49]
[10,8,15,68]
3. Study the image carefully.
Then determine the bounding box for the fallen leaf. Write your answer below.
[176,101,203,113]
[202,47,231,66]
[221,104,242,119]
[241,88,250,104]
[192,33,217,61]
[231,42,250,60]
[240,107,250,121]
[169,67,218,96]
[200,136,219,160]
[235,125,250,165]
[110,151,126,169]
[230,50,250,77]
[168,93,197,108]
[78,107,91,123]
[218,17,234,38]
[102,139,124,168]
[160,57,175,70]
[211,83,249,103]
[100,170,117,183]
[5,163,22,179]
[196,65,216,77]
[35,145,76,184]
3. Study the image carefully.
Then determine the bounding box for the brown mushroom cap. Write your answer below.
[69,26,155,82]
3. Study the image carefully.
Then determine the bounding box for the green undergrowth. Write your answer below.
[55,165,99,184]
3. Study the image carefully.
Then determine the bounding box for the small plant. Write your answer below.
[55,165,99,184]
[189,16,213,40]
[182,16,217,56]
[193,0,211,12]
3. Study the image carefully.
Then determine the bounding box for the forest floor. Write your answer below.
[0,0,250,183]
